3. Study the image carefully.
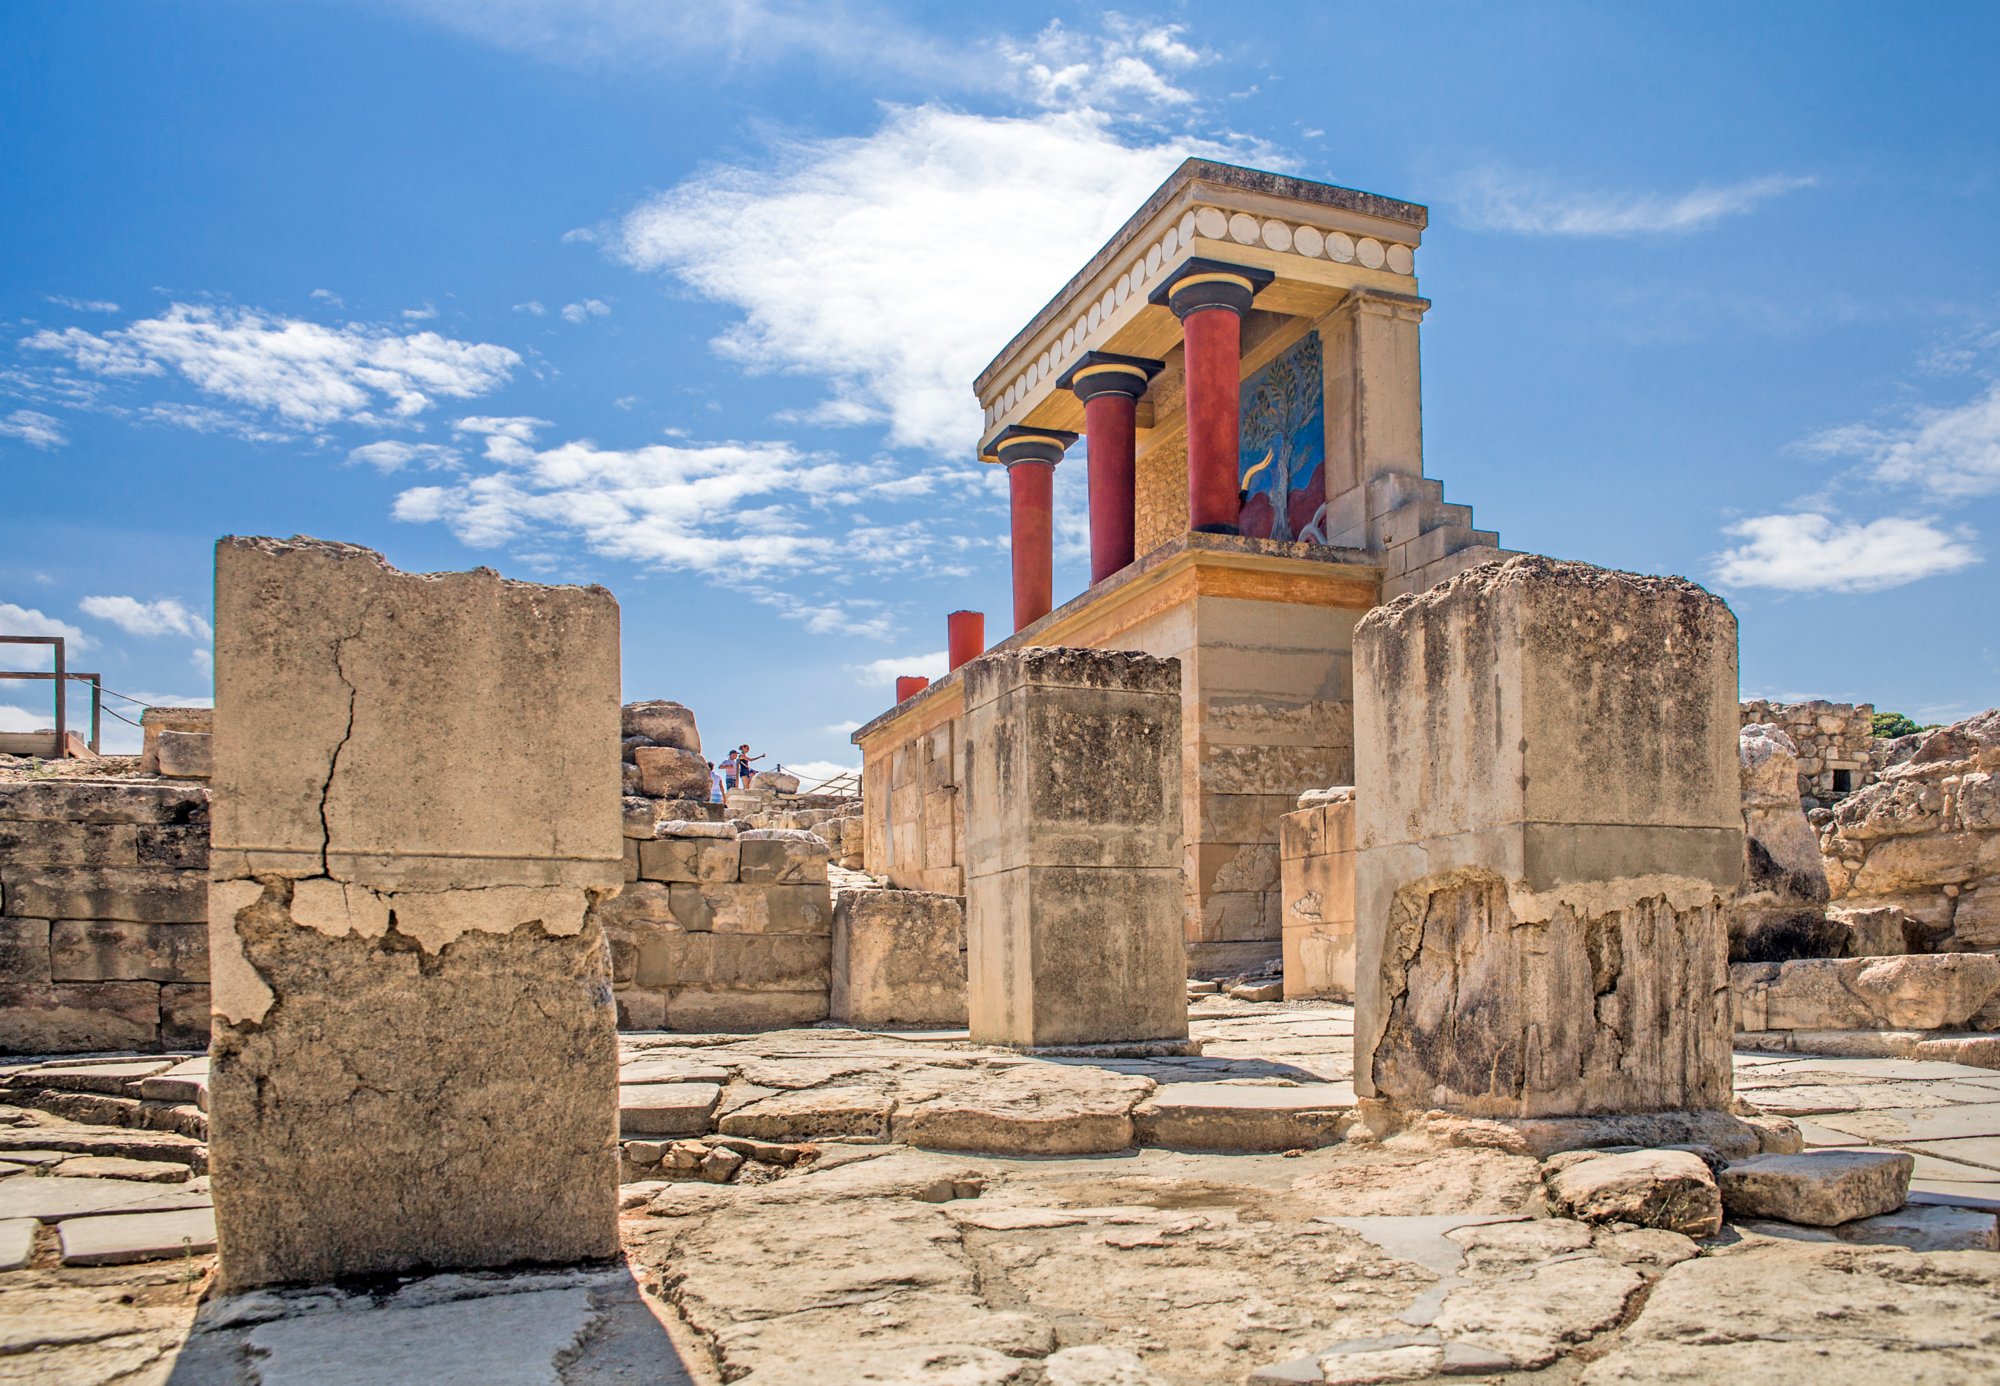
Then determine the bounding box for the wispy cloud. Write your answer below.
[513,300,547,316]
[1711,513,1979,593]
[79,595,213,641]
[44,295,120,314]
[561,298,611,324]
[0,409,66,449]
[24,303,520,429]
[610,105,1239,455]
[1800,380,2000,500]
[347,439,464,473]
[1455,169,1814,237]
[1001,16,1206,112]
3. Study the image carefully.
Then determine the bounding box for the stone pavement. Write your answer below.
[4,999,2000,1382]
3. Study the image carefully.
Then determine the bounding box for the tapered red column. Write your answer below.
[1058,351,1163,585]
[1149,259,1273,536]
[895,675,929,703]
[981,426,1076,633]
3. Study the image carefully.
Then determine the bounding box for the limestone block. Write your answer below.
[0,781,208,827]
[666,989,827,1031]
[0,866,206,924]
[1826,905,1913,958]
[155,731,213,780]
[619,1082,721,1137]
[1353,556,1741,1117]
[614,989,668,1030]
[621,795,657,840]
[49,921,208,983]
[631,931,829,992]
[139,707,211,775]
[622,840,639,882]
[209,537,621,887]
[206,538,621,1292]
[0,981,158,1054]
[1542,1149,1723,1237]
[1733,955,2000,1032]
[622,700,700,753]
[829,888,967,1027]
[737,838,829,886]
[595,881,678,931]
[663,882,830,936]
[638,837,740,884]
[0,919,52,986]
[0,820,141,868]
[636,745,710,801]
[1718,1151,1911,1226]
[134,825,206,871]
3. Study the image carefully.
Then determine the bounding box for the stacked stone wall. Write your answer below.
[1819,709,2000,952]
[1740,699,1876,809]
[0,781,211,1054]
[602,820,834,1030]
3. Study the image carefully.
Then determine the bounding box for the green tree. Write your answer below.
[1872,711,1926,739]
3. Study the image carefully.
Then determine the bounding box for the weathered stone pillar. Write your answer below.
[985,427,1076,632]
[1278,787,1357,1001]
[1058,351,1163,584]
[961,647,1186,1047]
[947,609,985,673]
[1149,259,1273,535]
[207,537,623,1291]
[1352,555,1741,1117]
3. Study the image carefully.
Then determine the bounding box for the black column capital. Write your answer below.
[1146,257,1275,320]
[979,423,1078,467]
[1055,351,1166,403]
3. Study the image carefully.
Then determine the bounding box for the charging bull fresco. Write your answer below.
[1237,330,1327,543]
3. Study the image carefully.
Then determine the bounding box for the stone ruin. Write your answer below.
[5,157,1999,1380]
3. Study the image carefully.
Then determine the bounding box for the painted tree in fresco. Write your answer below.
[1239,331,1323,543]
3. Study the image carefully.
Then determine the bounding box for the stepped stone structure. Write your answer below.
[1352,556,1741,1117]
[961,647,1187,1047]
[206,537,624,1291]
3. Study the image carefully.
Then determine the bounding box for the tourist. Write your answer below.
[720,748,740,791]
[737,743,765,785]
[707,760,725,803]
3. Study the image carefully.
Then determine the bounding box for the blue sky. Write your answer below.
[3,1,1996,771]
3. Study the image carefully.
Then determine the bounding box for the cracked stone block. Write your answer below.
[1353,556,1741,1118]
[207,537,623,1292]
[1718,1150,1913,1226]
[961,647,1187,1048]
[1541,1149,1723,1237]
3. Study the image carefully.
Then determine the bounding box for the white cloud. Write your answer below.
[851,649,949,684]
[347,439,464,473]
[24,303,520,428]
[79,595,213,640]
[0,602,91,669]
[1711,513,1980,593]
[823,719,862,735]
[402,304,439,321]
[513,300,548,316]
[310,288,344,305]
[390,433,887,575]
[561,298,611,324]
[612,105,1236,455]
[1001,16,1205,112]
[137,401,294,444]
[0,409,66,449]
[782,758,860,787]
[1800,380,2000,500]
[44,295,120,313]
[190,647,213,677]
[1455,170,1814,237]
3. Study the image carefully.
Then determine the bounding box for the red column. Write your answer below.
[947,610,984,671]
[1181,305,1244,534]
[895,675,930,703]
[1007,459,1055,631]
[1060,351,1161,586]
[1148,259,1272,537]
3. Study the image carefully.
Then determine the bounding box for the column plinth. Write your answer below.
[980,426,1076,633]
[1149,259,1274,537]
[1057,351,1163,586]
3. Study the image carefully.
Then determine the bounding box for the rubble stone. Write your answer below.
[635,744,710,800]
[1541,1149,1723,1237]
[1717,1150,1912,1226]
[1732,724,1832,962]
